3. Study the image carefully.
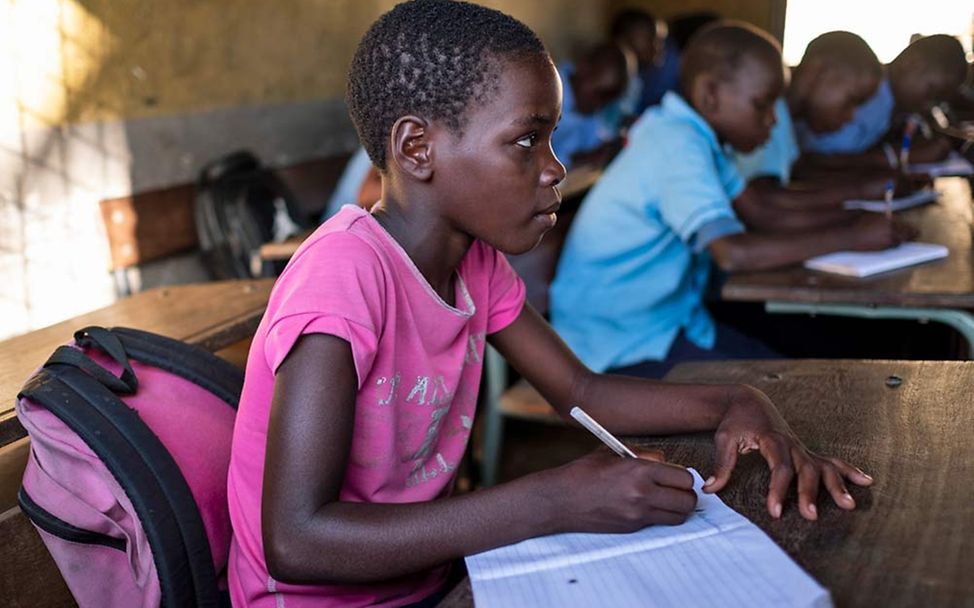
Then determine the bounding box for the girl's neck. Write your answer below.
[370,188,472,304]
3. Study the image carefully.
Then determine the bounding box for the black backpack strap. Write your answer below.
[109,327,244,408]
[44,346,137,394]
[20,367,222,608]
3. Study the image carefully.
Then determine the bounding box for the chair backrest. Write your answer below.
[16,326,243,607]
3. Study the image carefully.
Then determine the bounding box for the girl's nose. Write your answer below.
[545,148,567,187]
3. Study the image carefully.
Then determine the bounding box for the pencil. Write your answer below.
[570,406,637,458]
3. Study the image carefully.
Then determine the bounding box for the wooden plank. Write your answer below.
[99,184,198,270]
[722,177,974,307]
[0,506,75,607]
[653,359,974,607]
[440,360,974,607]
[0,279,273,444]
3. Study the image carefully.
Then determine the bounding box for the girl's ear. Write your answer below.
[389,116,434,181]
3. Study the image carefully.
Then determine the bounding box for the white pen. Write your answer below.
[570,406,637,458]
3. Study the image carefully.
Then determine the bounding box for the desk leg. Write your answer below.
[478,345,508,487]
[765,302,974,358]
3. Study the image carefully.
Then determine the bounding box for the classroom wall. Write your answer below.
[607,0,786,40]
[0,0,608,341]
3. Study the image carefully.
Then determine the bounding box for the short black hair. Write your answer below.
[678,21,782,96]
[347,0,547,170]
[668,11,720,51]
[610,9,657,40]
[897,34,968,83]
[800,31,881,78]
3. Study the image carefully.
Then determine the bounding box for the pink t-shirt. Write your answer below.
[227,205,526,607]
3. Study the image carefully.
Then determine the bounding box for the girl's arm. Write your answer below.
[490,305,874,521]
[261,333,697,585]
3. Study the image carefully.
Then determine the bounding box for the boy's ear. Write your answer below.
[390,116,434,181]
[692,72,721,116]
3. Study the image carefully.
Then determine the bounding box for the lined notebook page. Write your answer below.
[466,470,831,608]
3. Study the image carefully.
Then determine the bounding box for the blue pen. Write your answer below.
[899,119,916,171]
[884,179,895,220]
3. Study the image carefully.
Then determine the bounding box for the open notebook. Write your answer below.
[843,189,939,213]
[803,242,948,277]
[907,152,974,177]
[465,470,831,608]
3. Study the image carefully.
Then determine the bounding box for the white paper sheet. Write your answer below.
[466,470,832,608]
[803,242,948,277]
[907,152,974,177]
[843,189,940,212]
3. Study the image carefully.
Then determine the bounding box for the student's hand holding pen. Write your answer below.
[849,214,918,250]
[537,449,697,533]
[701,385,874,521]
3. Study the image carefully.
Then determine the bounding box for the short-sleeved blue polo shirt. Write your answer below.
[796,79,894,155]
[550,92,746,371]
[735,97,800,184]
[552,62,622,171]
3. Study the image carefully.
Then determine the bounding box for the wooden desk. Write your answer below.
[723,177,974,353]
[440,359,974,607]
[0,279,274,445]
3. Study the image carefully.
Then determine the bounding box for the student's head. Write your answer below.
[792,31,882,134]
[610,9,665,68]
[668,11,721,52]
[889,34,967,112]
[346,0,566,254]
[571,43,630,114]
[679,21,785,153]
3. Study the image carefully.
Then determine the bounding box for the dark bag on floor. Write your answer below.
[194,150,306,279]
[16,326,243,607]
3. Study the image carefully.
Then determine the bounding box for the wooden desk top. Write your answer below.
[0,279,273,444]
[723,177,974,307]
[439,359,974,608]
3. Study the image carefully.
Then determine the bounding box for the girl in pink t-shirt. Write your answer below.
[227,2,875,607]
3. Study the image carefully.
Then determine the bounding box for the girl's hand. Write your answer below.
[540,450,697,534]
[702,385,874,521]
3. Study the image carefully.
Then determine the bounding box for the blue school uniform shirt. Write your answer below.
[638,40,681,112]
[735,98,800,184]
[553,62,621,171]
[550,92,746,372]
[796,79,894,155]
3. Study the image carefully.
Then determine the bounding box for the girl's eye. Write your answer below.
[515,133,537,149]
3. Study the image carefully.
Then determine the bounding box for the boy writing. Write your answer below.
[733,31,906,232]
[550,21,914,378]
[553,43,630,170]
[228,5,875,607]
[797,34,968,169]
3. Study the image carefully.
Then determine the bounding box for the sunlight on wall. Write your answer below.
[783,0,974,65]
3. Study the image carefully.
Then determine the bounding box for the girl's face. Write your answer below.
[431,56,567,255]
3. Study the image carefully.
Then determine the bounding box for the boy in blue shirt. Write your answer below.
[797,34,967,169]
[733,31,904,232]
[550,22,914,377]
[553,44,629,170]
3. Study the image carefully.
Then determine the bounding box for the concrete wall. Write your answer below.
[0,0,608,340]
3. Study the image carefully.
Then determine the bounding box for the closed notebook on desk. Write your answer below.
[804,242,948,277]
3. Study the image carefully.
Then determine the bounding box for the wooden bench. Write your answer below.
[100,153,352,294]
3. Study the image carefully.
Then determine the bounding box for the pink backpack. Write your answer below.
[16,326,243,607]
